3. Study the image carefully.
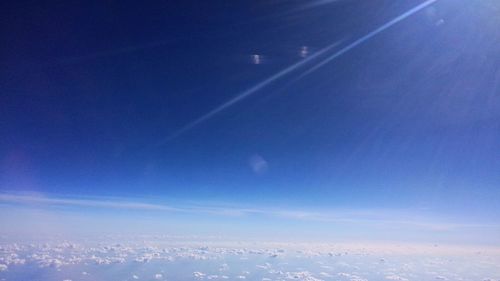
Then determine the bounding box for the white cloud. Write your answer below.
[194,271,206,279]
[386,275,409,281]
[284,271,324,281]
[0,239,499,281]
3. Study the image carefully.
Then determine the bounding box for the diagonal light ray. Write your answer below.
[301,0,342,10]
[160,0,438,143]
[158,41,344,144]
[299,0,439,78]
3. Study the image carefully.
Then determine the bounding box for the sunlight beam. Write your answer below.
[299,0,439,78]
[160,0,438,143]
[158,41,343,144]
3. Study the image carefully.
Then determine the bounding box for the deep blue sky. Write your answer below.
[1,0,500,229]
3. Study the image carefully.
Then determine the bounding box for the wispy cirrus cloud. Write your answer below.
[0,192,498,232]
[0,193,180,211]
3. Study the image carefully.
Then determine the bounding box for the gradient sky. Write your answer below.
[1,0,500,243]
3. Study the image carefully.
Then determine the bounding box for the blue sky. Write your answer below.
[1,0,500,244]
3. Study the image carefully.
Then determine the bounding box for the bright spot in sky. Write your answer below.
[249,154,269,175]
[251,54,262,65]
[300,46,309,58]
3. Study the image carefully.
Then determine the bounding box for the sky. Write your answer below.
[1,0,500,244]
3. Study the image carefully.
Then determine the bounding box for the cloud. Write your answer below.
[0,238,498,281]
[1,192,498,235]
[386,275,409,281]
[0,193,180,212]
[193,272,206,279]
